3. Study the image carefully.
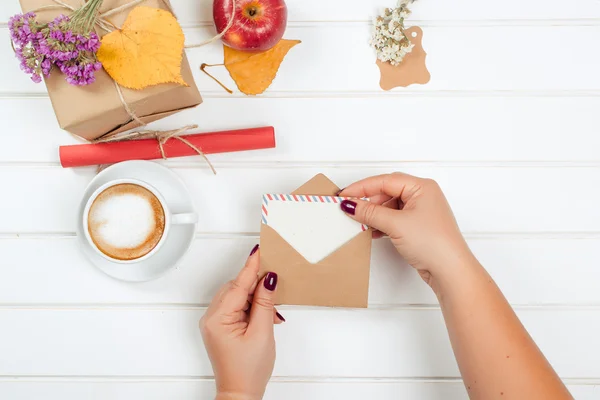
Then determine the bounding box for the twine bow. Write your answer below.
[27,0,238,174]
[94,124,217,174]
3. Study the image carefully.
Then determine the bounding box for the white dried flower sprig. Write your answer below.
[371,0,417,66]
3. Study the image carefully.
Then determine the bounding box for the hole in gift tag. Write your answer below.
[376,26,431,90]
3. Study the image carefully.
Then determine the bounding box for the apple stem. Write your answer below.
[200,63,233,94]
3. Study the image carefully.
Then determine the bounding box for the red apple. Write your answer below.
[213,0,288,52]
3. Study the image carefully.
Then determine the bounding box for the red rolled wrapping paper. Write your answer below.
[59,126,275,168]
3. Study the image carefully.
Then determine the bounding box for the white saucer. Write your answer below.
[76,161,196,282]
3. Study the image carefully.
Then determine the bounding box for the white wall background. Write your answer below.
[1,0,599,398]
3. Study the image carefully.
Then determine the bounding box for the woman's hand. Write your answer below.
[200,246,283,400]
[339,172,476,288]
[339,173,574,399]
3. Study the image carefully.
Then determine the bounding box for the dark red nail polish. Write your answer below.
[340,199,357,216]
[276,311,286,322]
[335,187,346,196]
[249,244,259,256]
[264,272,278,291]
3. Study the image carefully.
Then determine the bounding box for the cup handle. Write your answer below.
[171,212,198,225]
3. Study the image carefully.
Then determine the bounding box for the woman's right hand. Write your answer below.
[339,173,476,288]
[340,174,575,400]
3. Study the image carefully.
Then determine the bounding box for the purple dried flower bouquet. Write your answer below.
[9,0,104,86]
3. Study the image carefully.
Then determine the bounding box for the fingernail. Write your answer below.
[276,311,286,322]
[340,199,357,216]
[264,272,278,291]
[249,244,259,256]
[335,187,346,196]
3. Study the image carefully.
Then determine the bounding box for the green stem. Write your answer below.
[70,0,105,33]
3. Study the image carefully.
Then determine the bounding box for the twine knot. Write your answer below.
[94,124,217,174]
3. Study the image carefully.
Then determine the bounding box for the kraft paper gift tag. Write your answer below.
[376,26,431,90]
[259,174,373,308]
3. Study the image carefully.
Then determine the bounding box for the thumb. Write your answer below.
[340,199,400,236]
[248,272,278,335]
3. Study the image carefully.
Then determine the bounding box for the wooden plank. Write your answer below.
[3,0,600,24]
[3,96,600,163]
[0,308,598,377]
[2,0,598,394]
[0,236,599,306]
[0,166,599,234]
[3,26,600,93]
[0,380,597,400]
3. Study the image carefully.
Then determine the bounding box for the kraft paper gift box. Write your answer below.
[18,0,202,141]
[259,174,373,308]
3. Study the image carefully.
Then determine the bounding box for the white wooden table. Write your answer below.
[2,1,600,398]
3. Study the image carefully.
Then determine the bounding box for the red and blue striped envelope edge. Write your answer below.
[261,194,368,231]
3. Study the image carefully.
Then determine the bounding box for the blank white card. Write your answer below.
[261,194,367,264]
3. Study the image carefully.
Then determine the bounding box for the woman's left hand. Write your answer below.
[200,246,283,400]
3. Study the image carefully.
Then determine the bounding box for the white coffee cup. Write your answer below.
[82,178,197,264]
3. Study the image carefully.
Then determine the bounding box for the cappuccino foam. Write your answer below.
[88,184,166,261]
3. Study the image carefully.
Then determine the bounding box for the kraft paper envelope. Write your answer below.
[259,174,372,308]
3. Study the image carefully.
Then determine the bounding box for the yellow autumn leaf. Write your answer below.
[224,39,301,95]
[98,6,187,90]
